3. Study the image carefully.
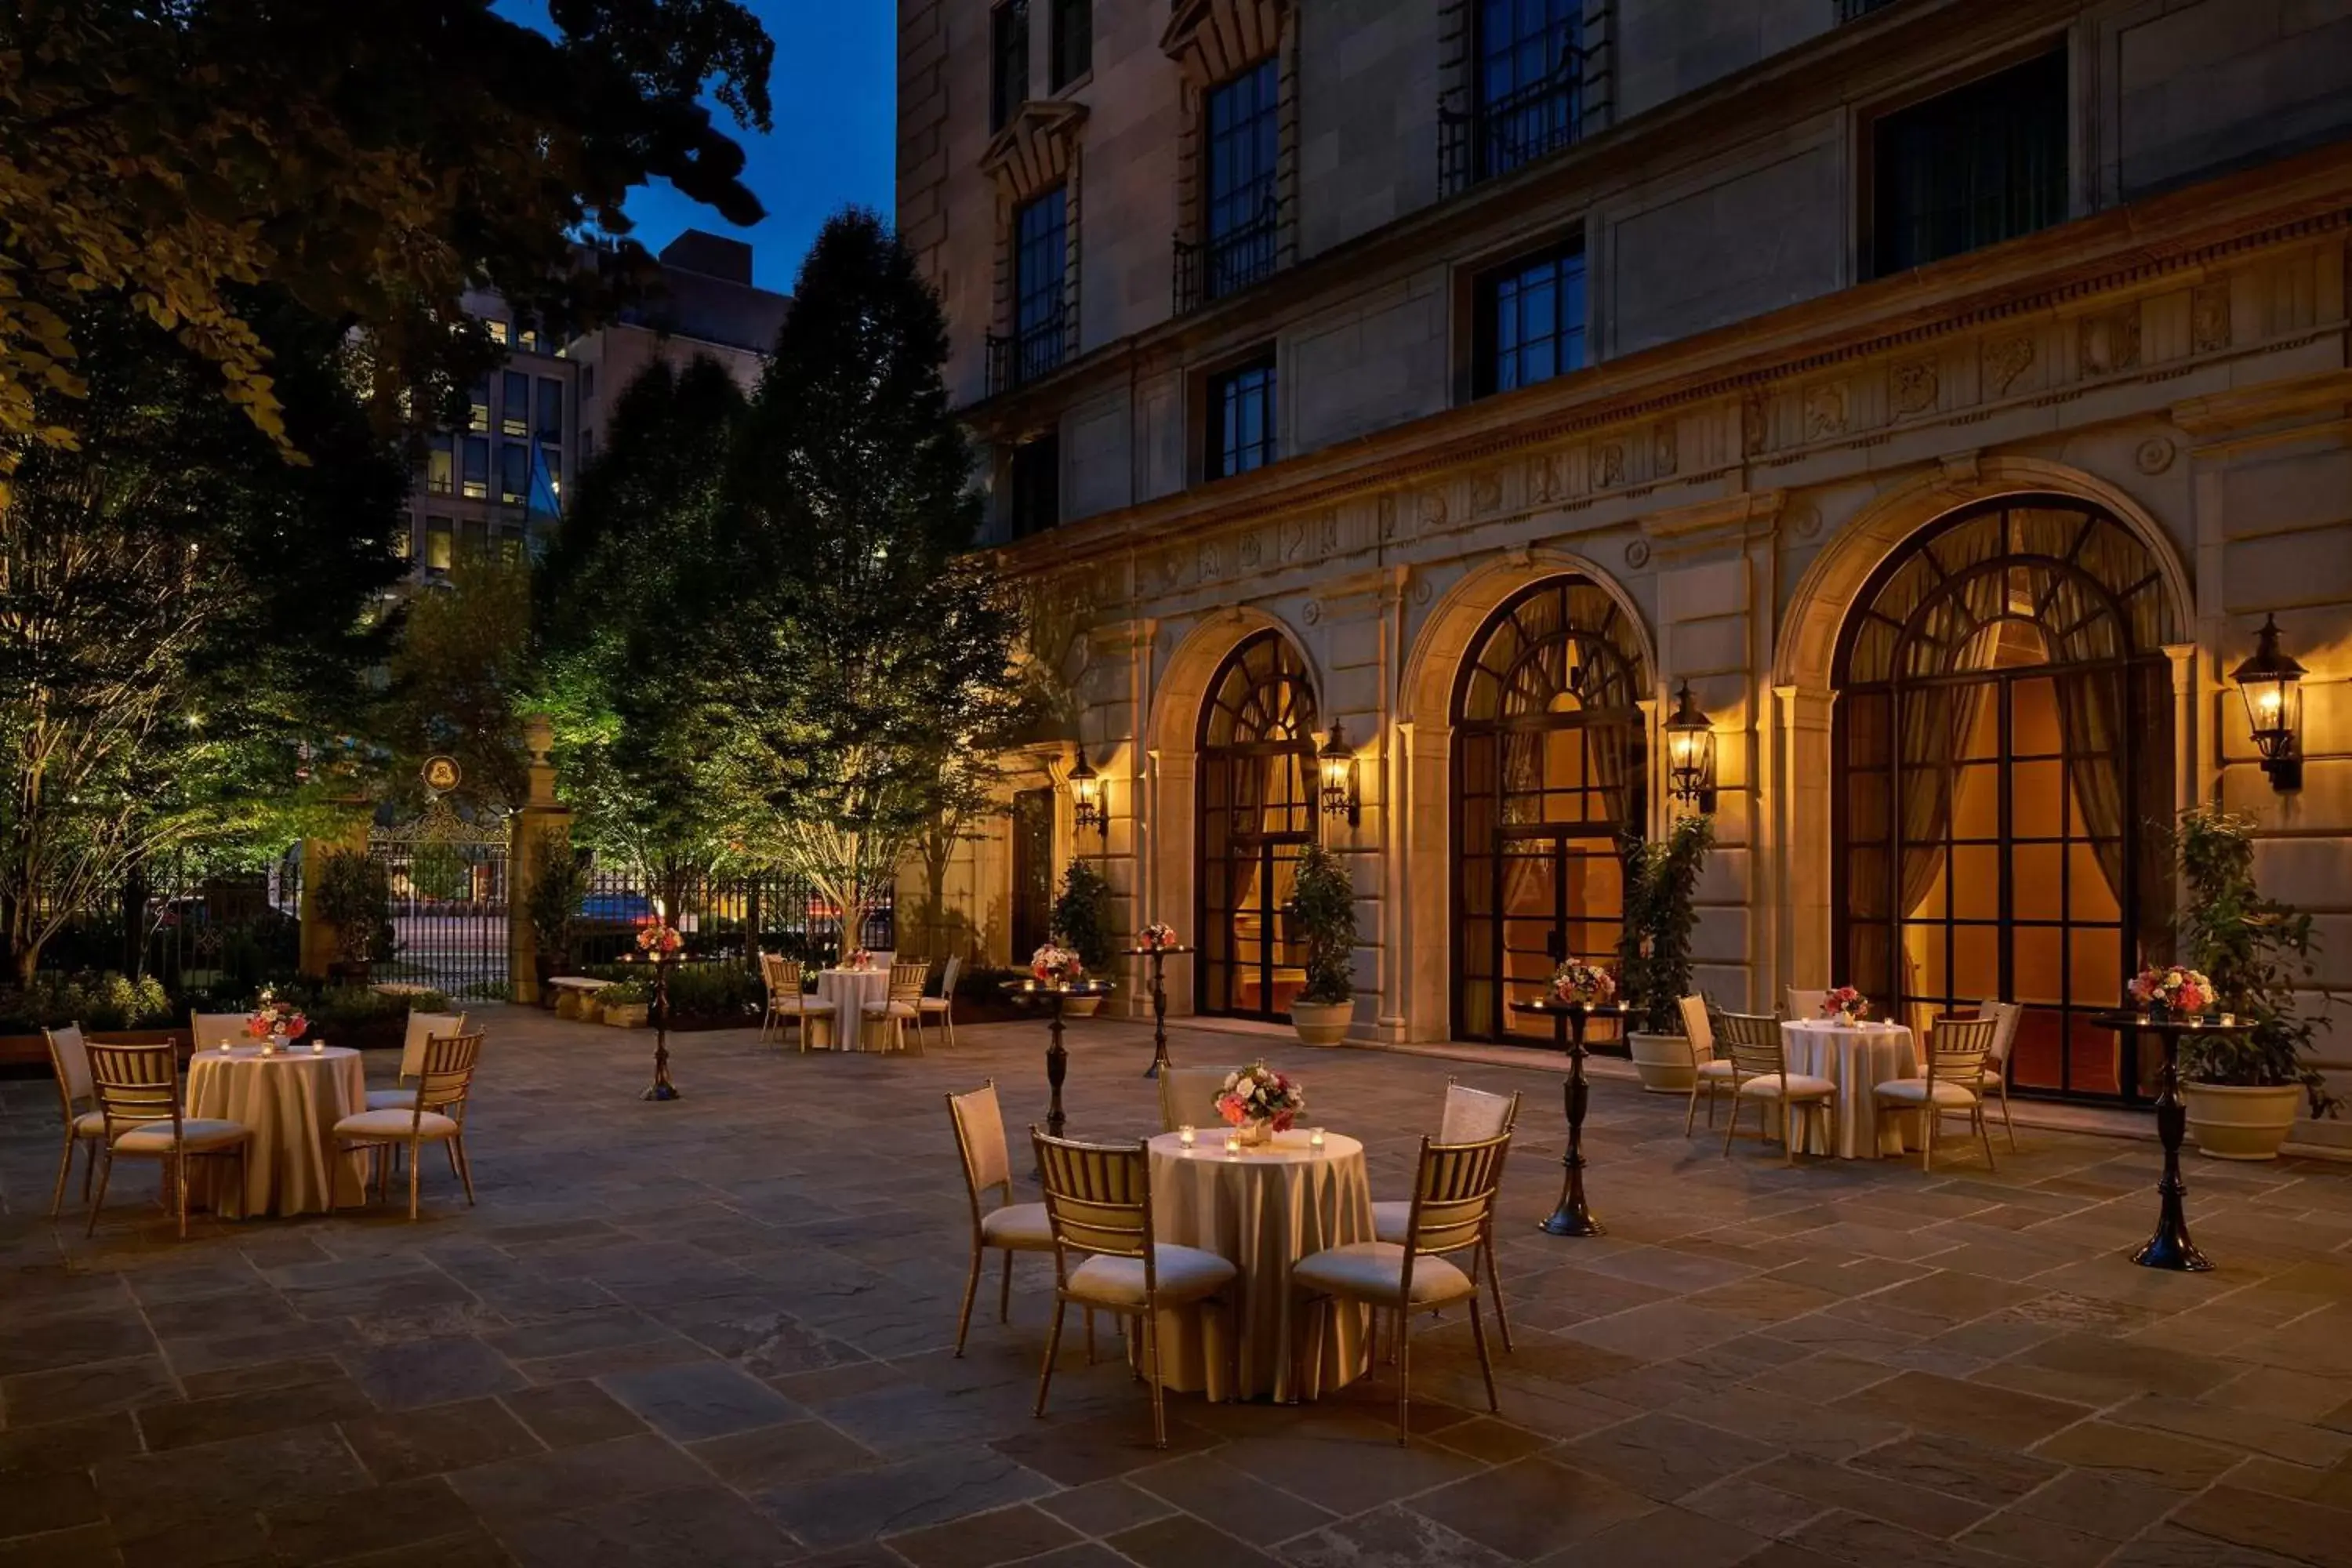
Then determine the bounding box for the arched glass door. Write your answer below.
[1832,496,2177,1101]
[1196,632,1320,1019]
[1451,578,1649,1044]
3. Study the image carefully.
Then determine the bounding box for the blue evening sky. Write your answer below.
[501,1,896,295]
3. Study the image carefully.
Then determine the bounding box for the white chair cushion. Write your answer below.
[1737,1073,1838,1101]
[1066,1244,1236,1308]
[1875,1078,1982,1109]
[915,997,952,1013]
[862,1001,918,1019]
[1293,1242,1475,1309]
[979,1201,1054,1250]
[114,1119,249,1154]
[1370,1200,1409,1245]
[1978,1066,2006,1090]
[72,1109,107,1139]
[335,1108,461,1141]
[782,999,837,1016]
[365,1087,419,1112]
[1695,1059,1737,1081]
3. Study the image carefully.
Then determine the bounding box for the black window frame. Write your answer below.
[1007,434,1060,539]
[990,0,1030,132]
[1471,0,1584,182]
[1202,57,1279,300]
[460,435,490,499]
[1011,185,1069,385]
[1049,0,1090,89]
[1471,240,1588,398]
[498,441,529,506]
[1867,46,2068,278]
[1205,352,1278,480]
[535,376,564,442]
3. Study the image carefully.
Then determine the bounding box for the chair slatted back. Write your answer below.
[191,1011,248,1052]
[45,1023,93,1109]
[1404,1132,1512,1261]
[1439,1080,1519,1142]
[414,1032,483,1119]
[1976,1000,2023,1065]
[1679,995,1715,1058]
[87,1042,181,1134]
[1715,1011,1786,1081]
[771,958,808,1002]
[757,951,781,993]
[400,1011,466,1083]
[1158,1065,1239,1134]
[1786,989,1827,1022]
[946,1081,1012,1210]
[1032,1131,1154,1265]
[1927,1015,1998,1087]
[888,962,929,1004]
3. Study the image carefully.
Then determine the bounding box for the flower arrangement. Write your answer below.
[635,924,684,959]
[846,948,872,971]
[1030,942,1083,985]
[245,986,309,1042]
[1217,1061,1306,1133]
[1549,959,1617,1008]
[2129,964,2214,1018]
[1138,923,1181,953]
[1820,985,1869,1022]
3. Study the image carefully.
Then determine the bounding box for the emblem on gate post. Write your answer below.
[421,755,462,795]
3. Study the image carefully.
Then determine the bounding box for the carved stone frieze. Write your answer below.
[1984,334,2035,397]
[1471,470,1503,514]
[2080,308,2142,376]
[1596,442,1625,488]
[1652,423,1678,477]
[2191,283,2230,354]
[1802,382,1847,441]
[1892,360,1938,416]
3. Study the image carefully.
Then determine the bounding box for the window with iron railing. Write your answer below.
[1206,354,1277,479]
[1177,57,1279,312]
[990,0,1030,132]
[1441,0,1584,197]
[988,186,1069,394]
[1869,49,2067,277]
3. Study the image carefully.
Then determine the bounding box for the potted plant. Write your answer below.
[312,849,390,985]
[594,980,650,1029]
[1288,842,1356,1045]
[2172,808,2336,1160]
[1619,815,1715,1092]
[525,834,589,1006]
[1051,861,1114,1018]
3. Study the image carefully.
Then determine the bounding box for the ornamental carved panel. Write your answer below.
[1802,382,1848,441]
[1984,335,2035,397]
[1161,0,1289,88]
[2191,284,2230,354]
[1892,360,1938,416]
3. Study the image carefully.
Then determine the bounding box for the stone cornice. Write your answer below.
[2171,368,2352,442]
[1160,0,1289,90]
[978,99,1089,204]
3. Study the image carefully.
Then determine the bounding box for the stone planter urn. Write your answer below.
[1628,1030,1704,1094]
[1061,993,1105,1018]
[2182,1082,2303,1161]
[1290,999,1352,1047]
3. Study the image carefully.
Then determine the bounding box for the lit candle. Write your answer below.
[1308,1127,1326,1149]
[1224,1131,1239,1156]
[2221,1013,2238,1026]
[217,1038,231,1054]
[1178,1125,1196,1148]
[311,1037,326,1054]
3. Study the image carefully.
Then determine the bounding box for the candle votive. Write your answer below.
[2221,1013,2238,1027]
[1224,1131,1240,1156]
[217,1038,231,1053]
[1178,1125,1196,1147]
[1308,1127,1326,1149]
[310,1037,325,1054]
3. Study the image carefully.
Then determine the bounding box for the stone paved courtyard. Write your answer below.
[9,1009,2352,1567]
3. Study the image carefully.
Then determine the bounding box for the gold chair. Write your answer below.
[1682,995,1737,1134]
[1156,1065,1240,1133]
[761,956,834,1050]
[190,1011,249,1053]
[332,1030,483,1219]
[1975,1000,2024,1148]
[864,961,930,1052]
[42,1024,105,1218]
[1293,1131,1512,1444]
[1372,1079,1523,1350]
[916,955,963,1048]
[84,1042,252,1239]
[1785,988,1828,1022]
[366,1010,467,1111]
[1031,1130,1236,1449]
[1875,1015,2001,1173]
[1717,1011,1836,1164]
[946,1081,1056,1355]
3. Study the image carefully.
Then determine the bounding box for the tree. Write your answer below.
[384,549,535,814]
[0,0,775,496]
[2173,807,2336,1112]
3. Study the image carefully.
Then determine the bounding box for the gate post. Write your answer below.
[299,804,372,980]
[510,713,572,1004]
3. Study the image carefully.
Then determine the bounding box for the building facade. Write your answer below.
[898,0,2352,1122]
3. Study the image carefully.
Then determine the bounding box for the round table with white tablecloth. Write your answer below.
[1780,1019,1921,1159]
[811,967,891,1050]
[1143,1129,1374,1403]
[183,1045,369,1217]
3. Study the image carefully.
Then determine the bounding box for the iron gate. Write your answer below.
[368,802,511,1000]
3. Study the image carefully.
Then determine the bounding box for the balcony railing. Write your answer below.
[1437,56,1585,199]
[1838,0,1904,18]
[984,307,1068,396]
[1172,195,1279,315]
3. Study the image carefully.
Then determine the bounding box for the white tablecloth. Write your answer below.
[184,1046,368,1217]
[1145,1130,1374,1403]
[812,968,891,1050]
[1781,1019,1920,1159]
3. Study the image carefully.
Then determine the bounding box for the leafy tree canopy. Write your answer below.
[383,547,536,815]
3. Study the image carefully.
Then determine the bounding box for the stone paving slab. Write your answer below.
[7,1004,2352,1565]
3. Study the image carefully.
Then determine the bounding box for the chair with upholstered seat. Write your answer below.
[366,1010,467,1112]
[1294,1131,1511,1444]
[864,961,930,1052]
[1785,988,1827,1022]
[947,1080,1058,1356]
[1718,1010,1836,1164]
[1371,1079,1523,1350]
[1682,995,1737,1135]
[84,1042,252,1238]
[1974,1000,2023,1149]
[1876,1014,2001,1173]
[43,1025,106,1218]
[916,955,963,1048]
[761,956,834,1050]
[333,1031,483,1219]
[190,1011,249,1054]
[1157,1064,1240,1133]
[1031,1130,1236,1448]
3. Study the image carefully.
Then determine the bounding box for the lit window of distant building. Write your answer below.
[462,436,489,499]
[502,371,530,437]
[426,441,452,495]
[425,515,453,570]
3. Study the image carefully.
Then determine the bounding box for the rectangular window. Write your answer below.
[499,442,529,504]
[543,448,562,499]
[392,518,414,559]
[485,319,510,346]
[502,371,530,437]
[1012,187,1068,384]
[425,515,453,571]
[498,524,526,564]
[536,376,564,441]
[1472,242,1588,397]
[461,517,490,557]
[581,427,595,462]
[1206,354,1276,479]
[990,1,1029,132]
[580,363,595,400]
[1474,0,1583,180]
[426,441,452,495]
[461,436,490,499]
[1203,59,1279,299]
[1008,435,1059,539]
[517,327,539,353]
[1049,0,1090,89]
[467,380,490,434]
[1871,49,2067,277]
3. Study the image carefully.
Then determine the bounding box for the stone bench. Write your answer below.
[546,977,609,1020]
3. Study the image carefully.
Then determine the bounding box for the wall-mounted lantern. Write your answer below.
[1664,680,1719,813]
[1067,750,1110,841]
[2231,613,2306,793]
[1318,722,1362,826]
